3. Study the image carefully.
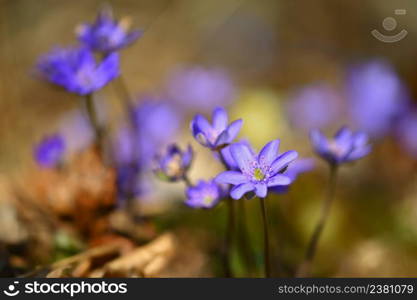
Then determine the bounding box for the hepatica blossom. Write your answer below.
[185,180,223,209]
[34,134,66,168]
[167,66,235,111]
[191,107,242,150]
[347,60,409,138]
[310,126,371,165]
[37,46,119,95]
[77,6,143,53]
[216,140,298,199]
[154,144,193,182]
[287,83,343,131]
[113,100,181,198]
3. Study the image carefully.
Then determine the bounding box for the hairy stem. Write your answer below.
[259,197,271,278]
[223,196,235,277]
[297,164,338,277]
[216,148,235,277]
[84,93,104,156]
[237,199,256,274]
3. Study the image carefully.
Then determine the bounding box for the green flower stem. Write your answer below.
[113,75,133,110]
[182,173,192,187]
[297,164,338,277]
[85,93,104,156]
[224,196,235,278]
[216,148,235,278]
[259,197,271,278]
[237,199,256,274]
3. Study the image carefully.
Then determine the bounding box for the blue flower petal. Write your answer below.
[310,129,327,153]
[346,145,372,162]
[254,183,267,198]
[266,174,291,187]
[215,171,247,185]
[353,132,369,147]
[214,130,231,147]
[230,182,254,199]
[230,142,255,172]
[212,107,228,131]
[225,119,243,142]
[334,126,353,145]
[258,139,280,166]
[270,150,298,174]
[284,158,315,181]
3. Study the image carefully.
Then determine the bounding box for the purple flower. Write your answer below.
[270,158,315,194]
[113,100,181,199]
[76,6,142,53]
[185,179,223,209]
[116,164,146,200]
[310,126,371,165]
[347,60,409,138]
[396,112,417,157]
[34,134,66,168]
[287,83,343,131]
[215,140,298,199]
[166,66,235,111]
[191,107,242,150]
[37,46,119,95]
[154,144,193,182]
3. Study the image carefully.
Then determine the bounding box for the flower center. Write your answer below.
[165,154,183,177]
[328,141,346,157]
[203,195,214,206]
[253,168,265,181]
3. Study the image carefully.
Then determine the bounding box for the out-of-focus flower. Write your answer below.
[310,126,371,165]
[396,112,417,157]
[113,100,181,199]
[34,134,66,168]
[37,46,119,95]
[113,100,181,167]
[287,83,343,131]
[185,179,223,209]
[116,164,146,200]
[270,158,315,194]
[76,6,142,53]
[346,60,409,138]
[166,66,235,111]
[191,107,242,150]
[216,140,297,199]
[154,144,193,182]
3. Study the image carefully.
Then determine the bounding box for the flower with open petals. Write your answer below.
[215,140,298,199]
[310,126,371,165]
[185,180,223,209]
[34,134,66,168]
[154,144,193,182]
[77,6,143,53]
[37,46,119,95]
[191,107,242,150]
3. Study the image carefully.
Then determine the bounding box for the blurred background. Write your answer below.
[1,0,417,277]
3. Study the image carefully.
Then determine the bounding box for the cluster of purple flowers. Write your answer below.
[155,107,321,209]
[34,7,143,178]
